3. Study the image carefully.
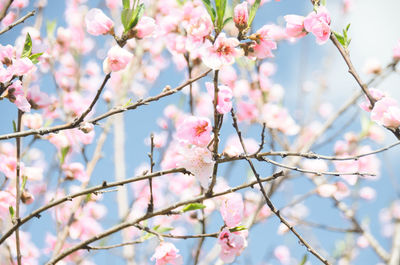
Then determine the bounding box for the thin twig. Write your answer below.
[230,110,331,265]
[14,109,23,265]
[147,133,155,214]
[0,70,211,141]
[0,10,36,35]
[45,171,284,264]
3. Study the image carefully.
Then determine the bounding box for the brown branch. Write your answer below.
[0,9,35,35]
[230,110,331,265]
[0,168,190,245]
[0,0,13,21]
[14,109,22,265]
[0,70,211,141]
[45,171,284,264]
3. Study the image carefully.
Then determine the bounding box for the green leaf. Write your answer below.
[215,0,227,29]
[154,226,174,233]
[201,0,216,23]
[9,206,14,218]
[12,120,17,132]
[122,0,130,9]
[333,31,345,47]
[21,176,27,191]
[298,254,308,265]
[182,203,206,212]
[248,0,261,28]
[21,33,32,58]
[29,52,43,64]
[60,146,70,165]
[321,0,327,6]
[127,3,145,30]
[121,8,133,31]
[46,20,56,39]
[229,225,247,232]
[222,17,232,28]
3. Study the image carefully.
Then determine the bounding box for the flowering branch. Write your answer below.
[0,70,211,141]
[0,9,35,35]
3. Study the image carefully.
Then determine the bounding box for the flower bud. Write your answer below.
[233,2,248,30]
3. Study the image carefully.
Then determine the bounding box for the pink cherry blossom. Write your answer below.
[206,82,233,114]
[2,11,16,27]
[103,45,133,73]
[237,100,258,122]
[135,16,156,39]
[284,15,307,38]
[304,6,331,44]
[261,104,299,135]
[359,88,385,112]
[0,44,14,65]
[177,145,214,188]
[218,228,246,263]
[223,135,259,157]
[233,2,248,30]
[371,97,400,128]
[62,162,89,182]
[274,245,291,264]
[8,80,31,112]
[220,192,244,228]
[151,242,183,265]
[176,116,212,147]
[249,25,277,59]
[201,33,242,70]
[11,57,34,76]
[359,186,376,201]
[23,113,43,129]
[85,8,114,36]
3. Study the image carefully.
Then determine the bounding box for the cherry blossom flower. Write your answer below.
[11,57,34,76]
[223,135,259,157]
[304,6,331,44]
[206,82,233,114]
[218,228,246,263]
[177,145,214,188]
[103,45,133,73]
[261,104,299,135]
[23,113,43,129]
[237,100,258,122]
[62,162,89,182]
[359,88,385,112]
[233,2,248,30]
[151,242,183,265]
[176,116,212,147]
[284,15,307,38]
[85,8,114,36]
[201,33,242,70]
[8,80,31,112]
[135,16,156,39]
[249,25,277,58]
[220,192,244,228]
[371,97,400,129]
[274,245,291,264]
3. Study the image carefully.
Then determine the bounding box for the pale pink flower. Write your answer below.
[11,0,28,8]
[186,14,213,41]
[151,242,183,265]
[218,228,246,263]
[176,116,212,147]
[220,192,244,227]
[304,6,331,44]
[237,100,258,122]
[0,64,13,83]
[206,82,233,114]
[260,62,276,77]
[219,65,237,87]
[11,57,34,76]
[0,190,15,217]
[62,162,88,182]
[233,2,248,30]
[261,104,299,135]
[23,113,43,129]
[135,16,156,39]
[363,58,382,74]
[2,11,16,27]
[201,33,241,70]
[85,8,114,36]
[177,145,214,188]
[359,186,376,201]
[8,80,31,112]
[103,45,133,73]
[357,236,369,248]
[0,44,14,65]
[250,25,277,58]
[27,85,51,109]
[274,245,291,264]
[371,97,400,128]
[359,88,385,112]
[393,40,400,61]
[316,183,337,197]
[284,15,307,38]
[223,135,259,157]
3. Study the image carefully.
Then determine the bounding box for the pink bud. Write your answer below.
[284,15,307,38]
[103,45,133,73]
[85,8,114,36]
[135,16,156,39]
[233,2,248,30]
